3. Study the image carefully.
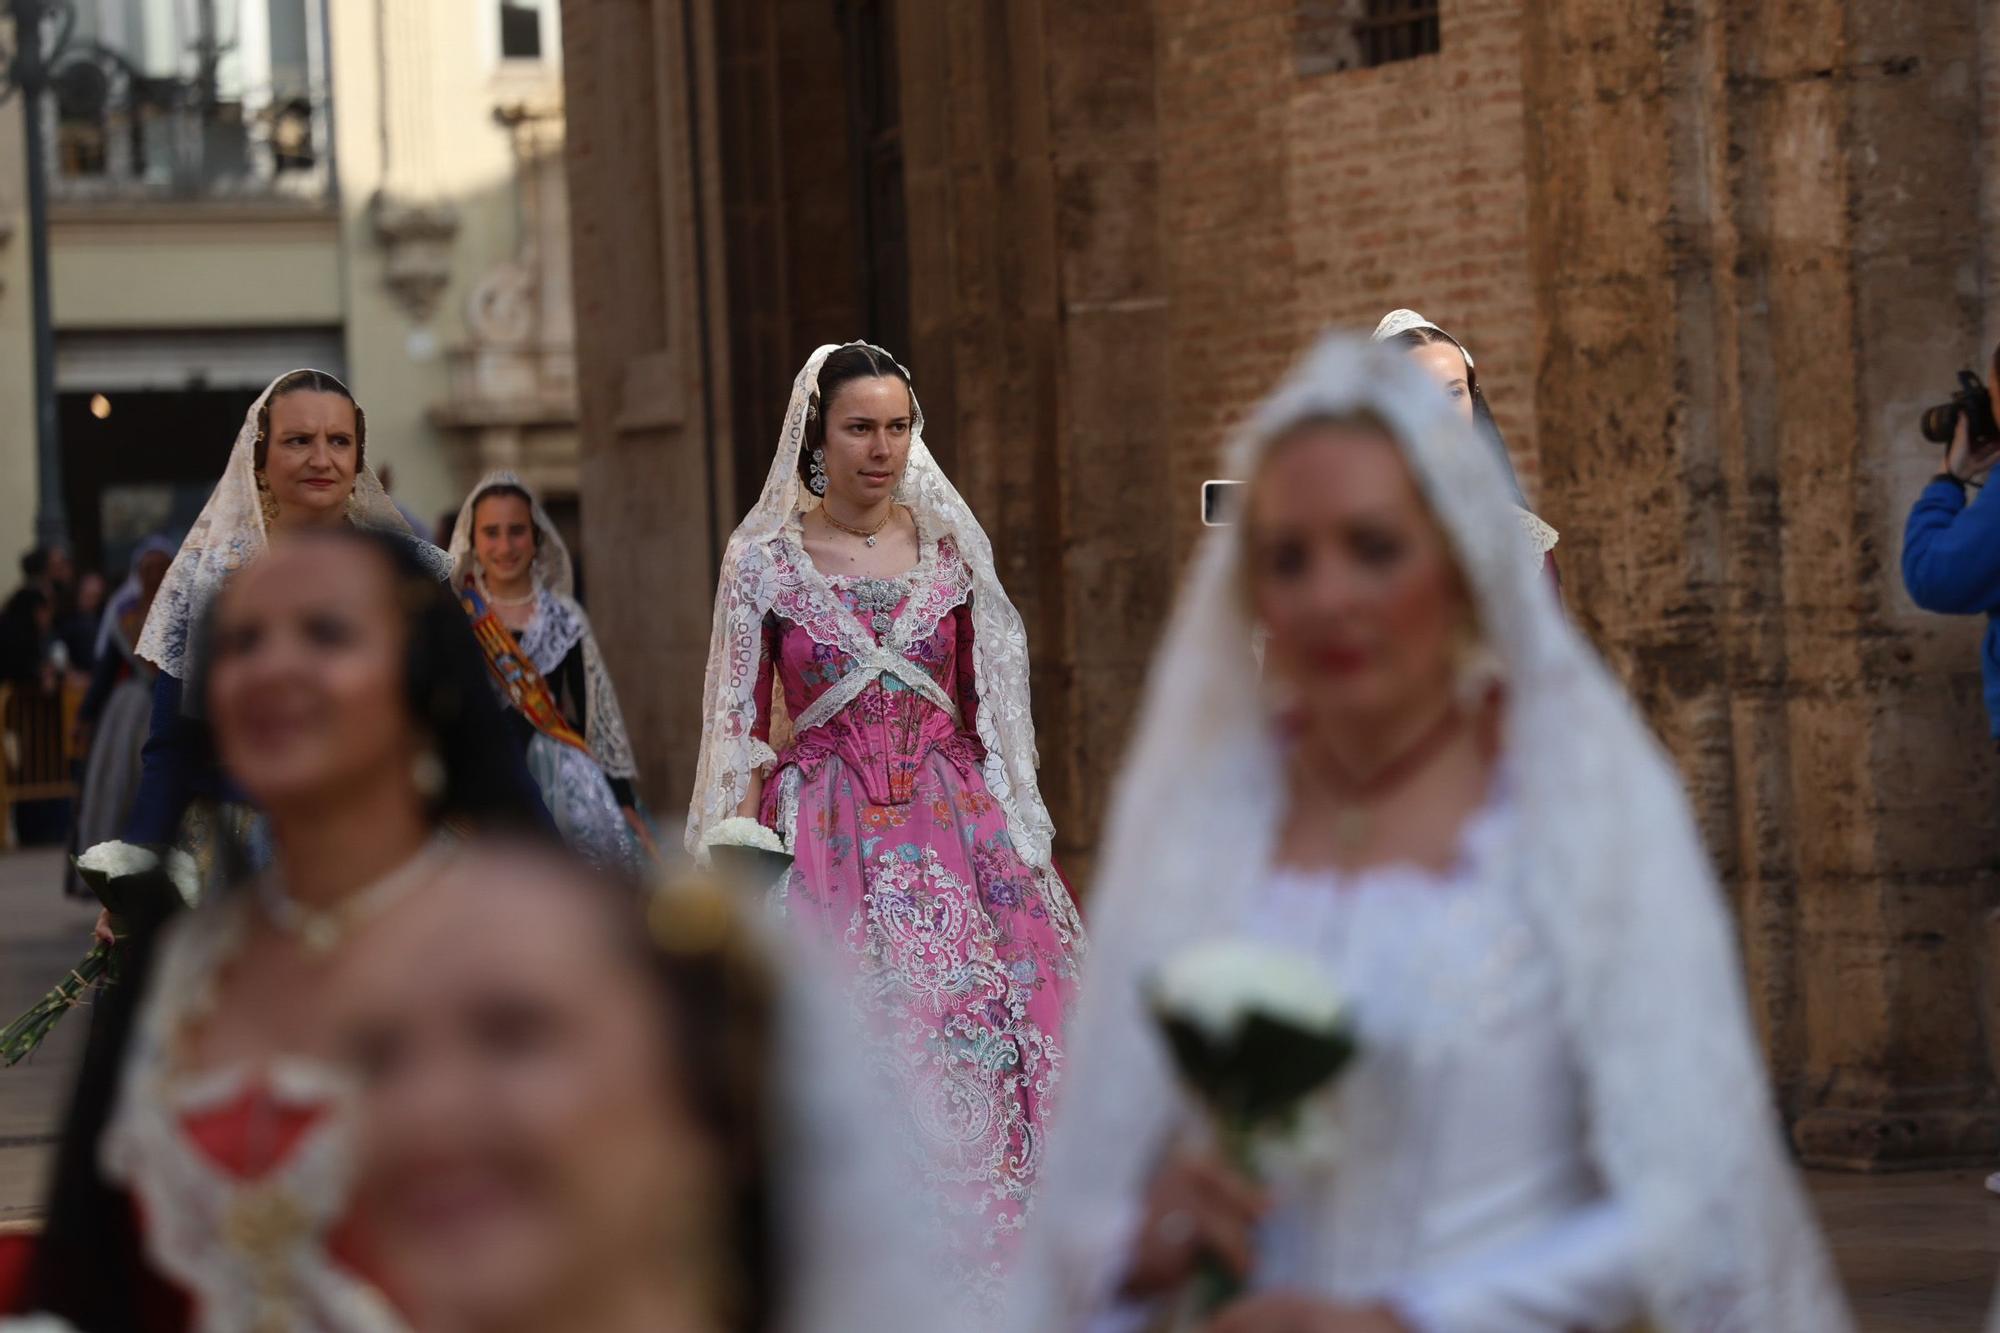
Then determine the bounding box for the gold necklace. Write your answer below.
[820,504,893,547]
[1302,706,1466,852]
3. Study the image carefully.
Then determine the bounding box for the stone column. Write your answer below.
[895,1,1171,880]
[1522,0,2000,1165]
[560,0,735,816]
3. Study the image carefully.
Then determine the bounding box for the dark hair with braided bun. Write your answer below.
[796,344,916,488]
[253,368,367,471]
[624,878,780,1333]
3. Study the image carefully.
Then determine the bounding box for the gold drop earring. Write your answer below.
[254,465,280,530]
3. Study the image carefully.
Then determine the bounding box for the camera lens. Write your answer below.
[1921,402,1962,444]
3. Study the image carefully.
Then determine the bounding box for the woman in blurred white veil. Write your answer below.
[1018,333,1849,1332]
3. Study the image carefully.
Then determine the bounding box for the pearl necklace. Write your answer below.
[256,833,456,956]
[820,504,893,547]
[476,571,539,608]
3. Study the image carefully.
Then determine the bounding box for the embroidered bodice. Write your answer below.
[100,906,406,1333]
[753,521,984,808]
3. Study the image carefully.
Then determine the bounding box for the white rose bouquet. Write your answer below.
[0,840,200,1067]
[700,816,794,894]
[1148,937,1359,1310]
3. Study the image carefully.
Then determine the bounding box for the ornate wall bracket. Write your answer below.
[370,192,460,323]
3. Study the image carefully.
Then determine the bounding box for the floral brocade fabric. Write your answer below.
[754,534,1079,1302]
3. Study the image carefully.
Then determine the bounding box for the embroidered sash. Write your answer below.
[462,581,591,756]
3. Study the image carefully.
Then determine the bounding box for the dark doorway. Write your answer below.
[838,0,909,363]
[713,0,911,520]
[59,387,247,577]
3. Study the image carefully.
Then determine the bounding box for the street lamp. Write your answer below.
[2,0,77,552]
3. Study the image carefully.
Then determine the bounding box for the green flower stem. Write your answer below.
[0,942,115,1067]
[1192,1116,1263,1315]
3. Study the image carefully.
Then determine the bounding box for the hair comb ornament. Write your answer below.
[646,876,739,957]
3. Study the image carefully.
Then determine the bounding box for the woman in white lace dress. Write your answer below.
[1017,333,1851,1332]
[446,471,650,873]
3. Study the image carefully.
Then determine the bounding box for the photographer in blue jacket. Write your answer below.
[1903,348,2000,747]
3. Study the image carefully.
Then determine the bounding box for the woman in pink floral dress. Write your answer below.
[687,343,1085,1300]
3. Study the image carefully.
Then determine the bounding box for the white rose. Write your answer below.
[164,848,201,907]
[75,840,161,880]
[702,817,786,856]
[1152,938,1346,1042]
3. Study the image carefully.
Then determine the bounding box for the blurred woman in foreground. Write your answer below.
[330,862,946,1333]
[1020,334,1849,1331]
[26,529,545,1332]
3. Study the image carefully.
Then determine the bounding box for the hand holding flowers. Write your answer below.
[1,841,198,1067]
[1145,938,1359,1315]
[700,816,794,894]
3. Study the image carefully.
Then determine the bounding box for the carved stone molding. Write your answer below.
[370,192,460,323]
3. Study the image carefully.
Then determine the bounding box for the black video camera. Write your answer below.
[1921,368,2000,450]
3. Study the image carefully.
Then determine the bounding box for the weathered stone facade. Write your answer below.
[561,0,2000,1166]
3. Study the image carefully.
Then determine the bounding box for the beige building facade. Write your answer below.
[0,0,580,576]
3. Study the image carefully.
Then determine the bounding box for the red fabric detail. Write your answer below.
[179,1086,328,1180]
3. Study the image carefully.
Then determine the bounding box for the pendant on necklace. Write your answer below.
[865,535,877,547]
[300,916,342,957]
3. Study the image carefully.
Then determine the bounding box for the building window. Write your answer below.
[499,1,545,61]
[1356,0,1441,66]
[1295,0,1441,76]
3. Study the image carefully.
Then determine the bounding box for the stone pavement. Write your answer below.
[1815,1170,1999,1330]
[1,845,1999,1325]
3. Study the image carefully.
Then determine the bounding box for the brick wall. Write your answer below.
[1287,0,1539,497]
[1159,0,1540,553]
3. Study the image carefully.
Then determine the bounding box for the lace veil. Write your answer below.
[685,343,1059,874]
[446,469,636,782]
[1371,308,1538,512]
[1017,333,1851,1331]
[136,371,421,680]
[446,468,577,599]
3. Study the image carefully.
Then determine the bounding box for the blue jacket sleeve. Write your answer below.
[122,674,219,845]
[1902,478,2000,614]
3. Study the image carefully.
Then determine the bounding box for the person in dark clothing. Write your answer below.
[0,586,52,686]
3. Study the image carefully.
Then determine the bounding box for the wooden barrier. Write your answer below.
[0,679,84,850]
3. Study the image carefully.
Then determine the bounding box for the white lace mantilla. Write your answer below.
[1016,334,1851,1333]
[137,371,428,681]
[99,904,409,1333]
[1516,505,1560,570]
